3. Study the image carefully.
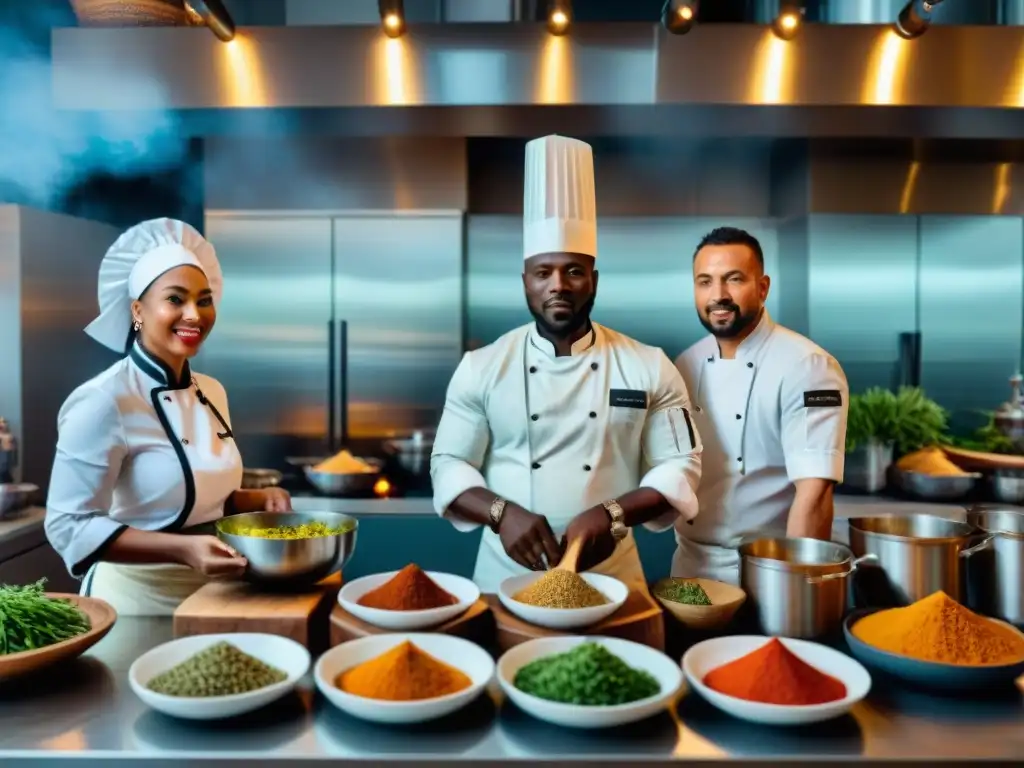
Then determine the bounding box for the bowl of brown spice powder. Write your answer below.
[339,565,480,630]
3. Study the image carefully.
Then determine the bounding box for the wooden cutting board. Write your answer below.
[173,573,342,653]
[329,599,495,647]
[486,589,665,653]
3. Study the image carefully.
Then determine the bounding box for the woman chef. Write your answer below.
[45,218,291,616]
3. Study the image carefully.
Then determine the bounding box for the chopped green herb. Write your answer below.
[654,580,712,606]
[0,579,91,655]
[513,642,660,706]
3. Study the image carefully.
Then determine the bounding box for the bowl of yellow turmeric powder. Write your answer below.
[843,591,1024,690]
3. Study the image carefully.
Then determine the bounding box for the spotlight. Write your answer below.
[662,0,698,35]
[379,0,406,38]
[772,2,803,40]
[184,0,235,42]
[895,0,942,39]
[547,0,571,36]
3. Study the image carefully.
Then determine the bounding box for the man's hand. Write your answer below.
[562,505,616,572]
[498,504,562,571]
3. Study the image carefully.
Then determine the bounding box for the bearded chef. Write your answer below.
[430,134,703,594]
[673,226,849,583]
[45,218,291,616]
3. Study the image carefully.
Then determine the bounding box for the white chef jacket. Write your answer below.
[45,340,243,614]
[672,311,848,583]
[431,322,702,594]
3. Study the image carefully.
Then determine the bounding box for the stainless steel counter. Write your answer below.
[2,616,1024,766]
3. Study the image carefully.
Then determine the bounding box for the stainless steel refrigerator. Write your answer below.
[198,211,464,469]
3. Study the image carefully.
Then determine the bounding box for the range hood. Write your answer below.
[51,22,1024,138]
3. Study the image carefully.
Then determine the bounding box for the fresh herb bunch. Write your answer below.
[952,413,1021,455]
[654,580,712,606]
[845,386,949,456]
[513,642,660,706]
[0,579,91,655]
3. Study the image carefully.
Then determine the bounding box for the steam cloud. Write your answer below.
[0,3,188,209]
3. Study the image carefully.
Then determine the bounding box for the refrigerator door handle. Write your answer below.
[328,319,337,453]
[338,319,349,448]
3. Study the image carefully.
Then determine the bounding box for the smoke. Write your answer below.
[0,2,189,211]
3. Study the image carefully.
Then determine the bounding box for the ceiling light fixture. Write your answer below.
[379,0,406,38]
[184,0,235,42]
[662,0,698,35]
[547,0,571,36]
[772,2,803,40]
[895,0,943,39]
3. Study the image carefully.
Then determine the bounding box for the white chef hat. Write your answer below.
[84,218,223,353]
[522,134,597,261]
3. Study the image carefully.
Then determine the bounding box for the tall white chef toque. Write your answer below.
[84,218,224,353]
[522,134,598,261]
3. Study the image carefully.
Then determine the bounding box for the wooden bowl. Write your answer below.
[652,578,746,631]
[0,594,117,680]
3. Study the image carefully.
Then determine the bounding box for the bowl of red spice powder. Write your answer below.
[681,635,871,725]
[339,564,480,630]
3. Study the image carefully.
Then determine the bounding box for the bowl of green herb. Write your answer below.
[129,633,310,720]
[497,636,683,728]
[651,577,746,631]
[0,579,116,679]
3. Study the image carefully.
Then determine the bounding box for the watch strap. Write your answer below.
[602,499,628,541]
[488,497,507,532]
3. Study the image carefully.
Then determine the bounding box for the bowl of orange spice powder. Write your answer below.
[682,635,871,725]
[844,591,1024,690]
[314,633,495,723]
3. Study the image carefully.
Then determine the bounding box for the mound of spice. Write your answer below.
[513,642,660,705]
[337,640,471,701]
[512,570,609,609]
[356,564,460,611]
[654,579,712,606]
[146,641,287,697]
[703,638,846,706]
[851,590,1024,665]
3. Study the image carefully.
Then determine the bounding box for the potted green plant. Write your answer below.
[844,386,949,492]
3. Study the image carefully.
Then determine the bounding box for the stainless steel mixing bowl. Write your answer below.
[216,511,358,587]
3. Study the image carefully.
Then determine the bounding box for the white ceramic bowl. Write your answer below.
[128,633,310,720]
[315,633,495,724]
[497,635,683,729]
[497,572,627,630]
[338,571,480,630]
[682,635,871,726]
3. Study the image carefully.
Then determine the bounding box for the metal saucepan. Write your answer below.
[287,455,384,496]
[964,505,1024,626]
[241,468,283,490]
[848,514,991,607]
[739,537,871,639]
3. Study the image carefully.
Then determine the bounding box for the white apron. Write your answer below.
[83,562,210,616]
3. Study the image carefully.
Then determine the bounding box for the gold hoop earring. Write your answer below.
[133,320,142,332]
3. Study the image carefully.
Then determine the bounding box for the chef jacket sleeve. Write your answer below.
[780,352,849,482]
[430,353,490,532]
[45,385,130,578]
[639,352,703,531]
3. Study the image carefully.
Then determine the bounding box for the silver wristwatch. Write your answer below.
[488,497,507,532]
[602,499,628,541]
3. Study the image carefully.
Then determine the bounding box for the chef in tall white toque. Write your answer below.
[431,135,703,594]
[674,226,849,584]
[45,218,292,616]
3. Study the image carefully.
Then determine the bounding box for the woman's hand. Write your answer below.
[180,535,247,578]
[260,487,292,512]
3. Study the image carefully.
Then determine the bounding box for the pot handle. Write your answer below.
[960,534,994,558]
[806,553,879,584]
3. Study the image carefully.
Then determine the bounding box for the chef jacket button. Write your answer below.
[736,413,742,420]
[531,462,541,470]
[529,366,537,374]
[164,396,172,402]
[707,356,713,363]
[591,362,598,370]
[747,362,754,369]
[589,411,597,418]
[737,456,742,462]
[182,438,190,445]
[583,464,592,472]
[531,414,539,421]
